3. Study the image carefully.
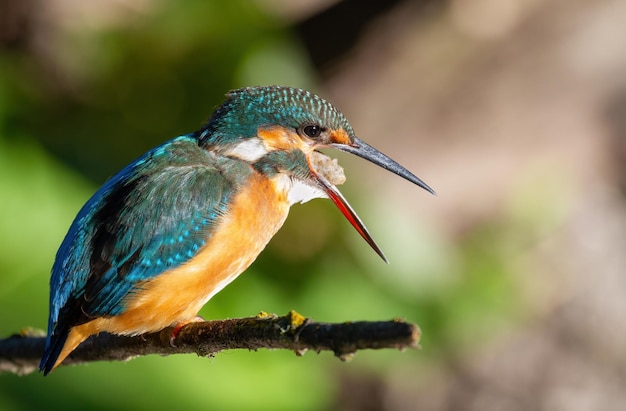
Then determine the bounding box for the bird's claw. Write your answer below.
[169,316,205,347]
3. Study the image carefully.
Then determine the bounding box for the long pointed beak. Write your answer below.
[313,171,389,263]
[315,136,434,262]
[331,136,435,195]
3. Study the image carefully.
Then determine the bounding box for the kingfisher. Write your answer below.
[40,86,434,375]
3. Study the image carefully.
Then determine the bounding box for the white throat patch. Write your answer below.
[288,178,327,205]
[272,174,327,205]
[224,138,268,162]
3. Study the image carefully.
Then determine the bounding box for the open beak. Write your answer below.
[313,171,389,263]
[331,136,435,195]
[312,137,434,263]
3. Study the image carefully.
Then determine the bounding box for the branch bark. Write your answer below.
[0,311,420,376]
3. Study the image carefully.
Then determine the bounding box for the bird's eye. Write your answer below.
[303,125,323,138]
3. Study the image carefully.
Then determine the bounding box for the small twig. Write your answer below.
[0,311,421,376]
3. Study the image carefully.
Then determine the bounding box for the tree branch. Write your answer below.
[0,311,420,376]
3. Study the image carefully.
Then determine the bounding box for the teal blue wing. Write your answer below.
[40,135,247,373]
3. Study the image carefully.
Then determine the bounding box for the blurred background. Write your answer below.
[1,0,625,409]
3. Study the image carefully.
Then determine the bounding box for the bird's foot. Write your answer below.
[169,316,205,347]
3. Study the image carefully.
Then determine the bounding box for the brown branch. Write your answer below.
[0,311,420,376]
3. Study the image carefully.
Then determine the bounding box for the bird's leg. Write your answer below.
[169,316,205,347]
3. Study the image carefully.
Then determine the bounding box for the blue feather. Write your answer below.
[41,134,252,371]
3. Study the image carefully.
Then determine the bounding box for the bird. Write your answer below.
[39,85,434,375]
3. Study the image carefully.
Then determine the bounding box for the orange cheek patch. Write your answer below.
[330,129,351,145]
[258,126,306,152]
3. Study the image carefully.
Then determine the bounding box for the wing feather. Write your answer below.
[46,136,246,335]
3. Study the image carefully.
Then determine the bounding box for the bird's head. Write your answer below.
[198,86,434,262]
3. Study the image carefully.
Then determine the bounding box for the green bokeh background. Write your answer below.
[0,1,539,410]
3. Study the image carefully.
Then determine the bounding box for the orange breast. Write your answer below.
[110,173,290,333]
[74,172,291,339]
[54,172,292,371]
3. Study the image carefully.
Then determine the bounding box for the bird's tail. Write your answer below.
[40,327,69,376]
[40,325,91,375]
